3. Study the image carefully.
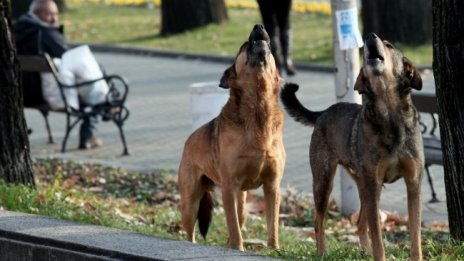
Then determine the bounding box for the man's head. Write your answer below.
[30,0,59,26]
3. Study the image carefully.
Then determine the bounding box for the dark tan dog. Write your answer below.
[178,24,285,251]
[280,33,424,261]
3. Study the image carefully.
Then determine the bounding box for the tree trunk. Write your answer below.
[0,0,35,186]
[433,0,464,241]
[10,0,32,20]
[361,0,432,45]
[161,0,228,35]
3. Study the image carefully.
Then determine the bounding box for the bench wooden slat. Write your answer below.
[18,55,51,72]
[423,137,442,165]
[411,92,438,114]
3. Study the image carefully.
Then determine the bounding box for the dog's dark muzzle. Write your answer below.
[365,33,385,69]
[249,24,270,43]
[247,24,271,67]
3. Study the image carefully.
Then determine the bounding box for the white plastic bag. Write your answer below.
[60,45,109,105]
[41,58,79,110]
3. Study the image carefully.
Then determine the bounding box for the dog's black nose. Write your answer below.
[366,33,378,40]
[254,24,265,31]
[249,24,270,43]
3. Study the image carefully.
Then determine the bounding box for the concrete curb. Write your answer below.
[0,210,279,261]
[71,42,433,73]
[71,43,336,73]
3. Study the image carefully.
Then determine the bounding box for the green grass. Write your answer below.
[60,4,432,65]
[0,159,462,260]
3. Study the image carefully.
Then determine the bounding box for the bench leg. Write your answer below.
[40,110,54,144]
[111,106,130,156]
[113,119,129,156]
[425,165,439,203]
[118,124,129,156]
[61,116,81,153]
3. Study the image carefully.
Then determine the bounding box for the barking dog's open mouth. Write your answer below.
[367,45,384,62]
[364,33,386,73]
[247,24,271,67]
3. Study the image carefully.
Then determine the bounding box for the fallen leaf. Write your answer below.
[244,238,267,251]
[350,211,359,224]
[115,208,134,222]
[166,221,182,233]
[328,210,341,218]
[84,202,96,212]
[337,234,360,245]
[379,209,388,224]
[386,212,408,224]
[62,177,78,189]
[137,215,147,223]
[88,186,103,192]
[37,193,46,204]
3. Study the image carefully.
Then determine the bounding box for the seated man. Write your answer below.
[13,0,102,149]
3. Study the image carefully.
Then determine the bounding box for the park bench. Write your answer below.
[411,92,442,203]
[18,53,130,156]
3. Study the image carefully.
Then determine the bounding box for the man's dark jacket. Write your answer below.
[13,13,68,107]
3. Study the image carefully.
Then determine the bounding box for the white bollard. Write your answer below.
[190,82,229,131]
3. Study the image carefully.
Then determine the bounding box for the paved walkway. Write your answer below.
[25,51,447,224]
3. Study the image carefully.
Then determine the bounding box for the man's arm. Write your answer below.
[41,26,68,57]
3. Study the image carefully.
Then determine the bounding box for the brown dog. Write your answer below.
[280,33,424,261]
[178,24,285,250]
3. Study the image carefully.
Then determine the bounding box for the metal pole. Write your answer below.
[330,0,362,216]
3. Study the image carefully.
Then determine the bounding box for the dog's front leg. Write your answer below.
[403,159,423,261]
[237,191,248,229]
[361,176,385,261]
[352,177,372,253]
[222,186,244,250]
[263,181,281,249]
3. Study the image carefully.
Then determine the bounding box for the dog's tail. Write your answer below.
[280,83,323,126]
[198,191,213,239]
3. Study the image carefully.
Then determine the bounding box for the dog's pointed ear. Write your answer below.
[403,57,422,91]
[354,68,367,94]
[219,64,235,89]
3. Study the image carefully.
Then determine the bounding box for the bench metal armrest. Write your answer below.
[104,75,130,104]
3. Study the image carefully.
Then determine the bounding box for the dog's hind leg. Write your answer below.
[311,144,338,255]
[236,191,248,229]
[178,163,206,243]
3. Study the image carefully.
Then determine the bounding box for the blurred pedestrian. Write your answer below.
[257,0,296,76]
